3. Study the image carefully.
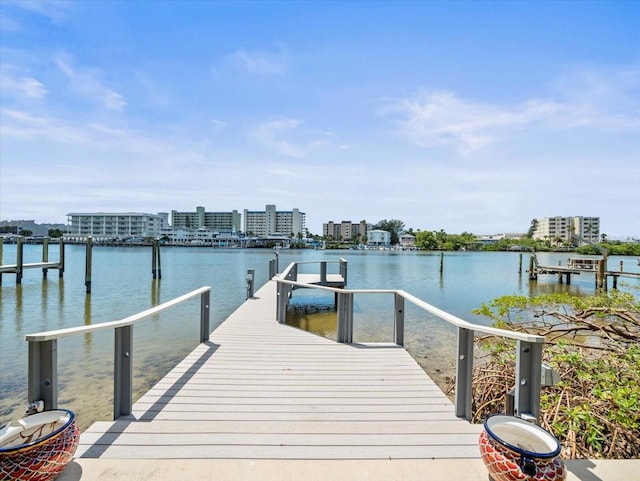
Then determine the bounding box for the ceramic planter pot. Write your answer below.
[0,409,79,481]
[479,414,566,481]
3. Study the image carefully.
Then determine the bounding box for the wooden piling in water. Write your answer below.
[85,237,93,294]
[519,253,522,274]
[58,238,65,278]
[42,237,49,278]
[528,256,537,280]
[439,252,444,275]
[152,239,162,279]
[16,236,24,284]
[596,259,606,291]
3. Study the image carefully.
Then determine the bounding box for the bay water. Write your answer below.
[1,244,638,431]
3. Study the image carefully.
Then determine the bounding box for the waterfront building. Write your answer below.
[367,229,391,248]
[158,226,249,247]
[323,220,371,242]
[399,233,416,248]
[170,206,241,234]
[66,212,166,240]
[243,205,306,238]
[532,216,600,245]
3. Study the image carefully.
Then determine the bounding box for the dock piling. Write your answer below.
[16,236,24,284]
[85,237,93,294]
[42,237,49,278]
[152,239,162,279]
[518,253,522,274]
[528,256,537,280]
[59,238,65,278]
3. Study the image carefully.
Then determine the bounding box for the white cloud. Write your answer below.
[0,67,48,98]
[54,53,126,111]
[250,117,331,158]
[1,0,72,21]
[381,91,563,154]
[224,47,288,76]
[382,66,640,154]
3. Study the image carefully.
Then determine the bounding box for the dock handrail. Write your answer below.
[275,260,545,422]
[24,286,211,419]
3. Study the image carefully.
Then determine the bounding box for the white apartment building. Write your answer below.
[323,220,371,242]
[66,212,166,239]
[532,216,600,244]
[243,205,306,237]
[171,206,241,233]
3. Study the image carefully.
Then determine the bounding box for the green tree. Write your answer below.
[48,229,64,238]
[527,218,539,238]
[415,230,437,250]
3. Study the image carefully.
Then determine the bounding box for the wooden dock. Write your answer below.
[75,278,481,460]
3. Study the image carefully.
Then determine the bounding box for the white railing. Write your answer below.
[24,286,211,419]
[275,260,545,422]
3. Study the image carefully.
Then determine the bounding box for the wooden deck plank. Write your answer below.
[75,444,480,459]
[84,419,481,435]
[77,279,482,460]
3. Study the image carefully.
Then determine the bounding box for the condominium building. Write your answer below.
[66,212,167,239]
[243,205,306,237]
[323,220,371,242]
[532,216,600,244]
[171,206,241,233]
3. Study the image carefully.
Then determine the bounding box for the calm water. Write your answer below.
[1,245,638,431]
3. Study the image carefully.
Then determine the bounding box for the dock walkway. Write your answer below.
[75,279,481,460]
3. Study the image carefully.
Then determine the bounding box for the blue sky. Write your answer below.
[1,1,638,237]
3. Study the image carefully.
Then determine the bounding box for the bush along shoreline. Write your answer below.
[447,291,640,459]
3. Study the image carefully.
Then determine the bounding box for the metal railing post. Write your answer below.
[320,261,327,285]
[114,325,133,418]
[340,258,347,286]
[336,292,353,343]
[455,327,474,420]
[514,340,543,420]
[28,340,58,410]
[394,293,405,346]
[269,258,277,279]
[200,289,211,342]
[276,281,288,323]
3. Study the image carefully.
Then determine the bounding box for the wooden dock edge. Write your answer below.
[57,458,639,481]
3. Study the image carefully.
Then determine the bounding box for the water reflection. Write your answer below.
[57,280,65,328]
[287,305,337,340]
[83,294,92,352]
[151,279,160,306]
[14,284,23,334]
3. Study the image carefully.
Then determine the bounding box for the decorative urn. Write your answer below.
[0,409,79,481]
[479,414,566,481]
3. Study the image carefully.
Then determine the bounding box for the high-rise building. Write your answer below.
[532,216,600,244]
[171,206,241,233]
[243,205,306,237]
[323,220,370,241]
